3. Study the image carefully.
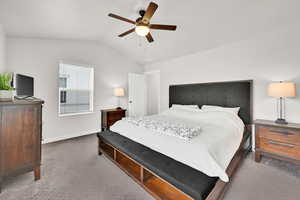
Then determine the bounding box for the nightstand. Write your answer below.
[254,119,300,165]
[101,109,126,131]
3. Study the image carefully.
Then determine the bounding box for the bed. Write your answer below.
[97,80,253,200]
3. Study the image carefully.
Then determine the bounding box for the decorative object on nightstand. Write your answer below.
[268,81,296,124]
[255,119,300,165]
[114,88,125,109]
[101,108,126,131]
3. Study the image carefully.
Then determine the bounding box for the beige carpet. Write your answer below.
[0,134,299,200]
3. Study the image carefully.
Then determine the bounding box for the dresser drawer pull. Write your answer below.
[268,141,295,148]
[269,129,292,135]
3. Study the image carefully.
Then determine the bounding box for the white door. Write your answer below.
[128,73,146,117]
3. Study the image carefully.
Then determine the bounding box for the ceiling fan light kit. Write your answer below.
[108,2,177,43]
[135,24,150,36]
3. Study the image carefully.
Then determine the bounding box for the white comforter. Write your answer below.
[110,108,244,182]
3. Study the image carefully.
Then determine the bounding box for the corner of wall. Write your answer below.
[0,24,6,73]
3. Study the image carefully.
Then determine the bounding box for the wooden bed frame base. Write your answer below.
[98,130,250,200]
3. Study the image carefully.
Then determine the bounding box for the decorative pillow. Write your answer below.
[201,105,240,115]
[171,104,199,111]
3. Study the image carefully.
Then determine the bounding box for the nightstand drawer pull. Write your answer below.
[268,141,295,148]
[269,129,292,135]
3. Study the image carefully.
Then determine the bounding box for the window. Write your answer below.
[58,63,94,116]
[60,90,67,103]
[59,77,67,88]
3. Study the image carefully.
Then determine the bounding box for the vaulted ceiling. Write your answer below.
[0,0,299,64]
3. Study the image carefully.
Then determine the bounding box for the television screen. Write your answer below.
[16,74,34,97]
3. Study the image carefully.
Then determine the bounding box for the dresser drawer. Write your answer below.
[257,126,300,145]
[259,138,300,159]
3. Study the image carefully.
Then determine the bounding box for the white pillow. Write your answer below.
[201,105,240,115]
[171,104,199,111]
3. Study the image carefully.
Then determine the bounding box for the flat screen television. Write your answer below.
[15,74,34,97]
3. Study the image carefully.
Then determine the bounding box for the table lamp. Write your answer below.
[114,88,125,109]
[268,81,296,124]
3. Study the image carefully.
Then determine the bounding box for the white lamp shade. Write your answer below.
[114,88,125,97]
[268,82,296,98]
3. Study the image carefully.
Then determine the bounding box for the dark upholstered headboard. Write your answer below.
[169,80,253,125]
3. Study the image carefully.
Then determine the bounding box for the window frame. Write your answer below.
[58,62,94,117]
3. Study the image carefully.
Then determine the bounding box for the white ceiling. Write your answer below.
[0,0,299,65]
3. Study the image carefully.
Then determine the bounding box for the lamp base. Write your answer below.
[275,118,288,125]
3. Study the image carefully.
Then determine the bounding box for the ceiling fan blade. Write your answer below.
[143,2,158,22]
[146,33,154,43]
[118,28,135,37]
[108,13,136,24]
[150,24,177,31]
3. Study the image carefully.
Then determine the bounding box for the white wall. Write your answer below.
[7,37,143,143]
[0,25,5,73]
[145,71,160,115]
[145,24,300,123]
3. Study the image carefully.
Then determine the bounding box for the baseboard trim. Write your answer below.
[42,130,100,144]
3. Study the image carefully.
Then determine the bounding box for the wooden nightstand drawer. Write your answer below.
[108,112,124,120]
[101,109,126,131]
[255,119,300,165]
[259,138,300,159]
[107,119,119,127]
[258,127,300,145]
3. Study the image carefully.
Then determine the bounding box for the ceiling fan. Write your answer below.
[108,2,177,43]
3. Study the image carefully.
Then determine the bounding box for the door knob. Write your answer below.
[129,101,133,103]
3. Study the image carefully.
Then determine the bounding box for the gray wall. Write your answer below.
[7,37,143,143]
[145,23,300,123]
[0,25,5,73]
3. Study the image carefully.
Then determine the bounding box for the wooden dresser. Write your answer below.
[0,99,44,192]
[101,109,126,131]
[255,119,300,165]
